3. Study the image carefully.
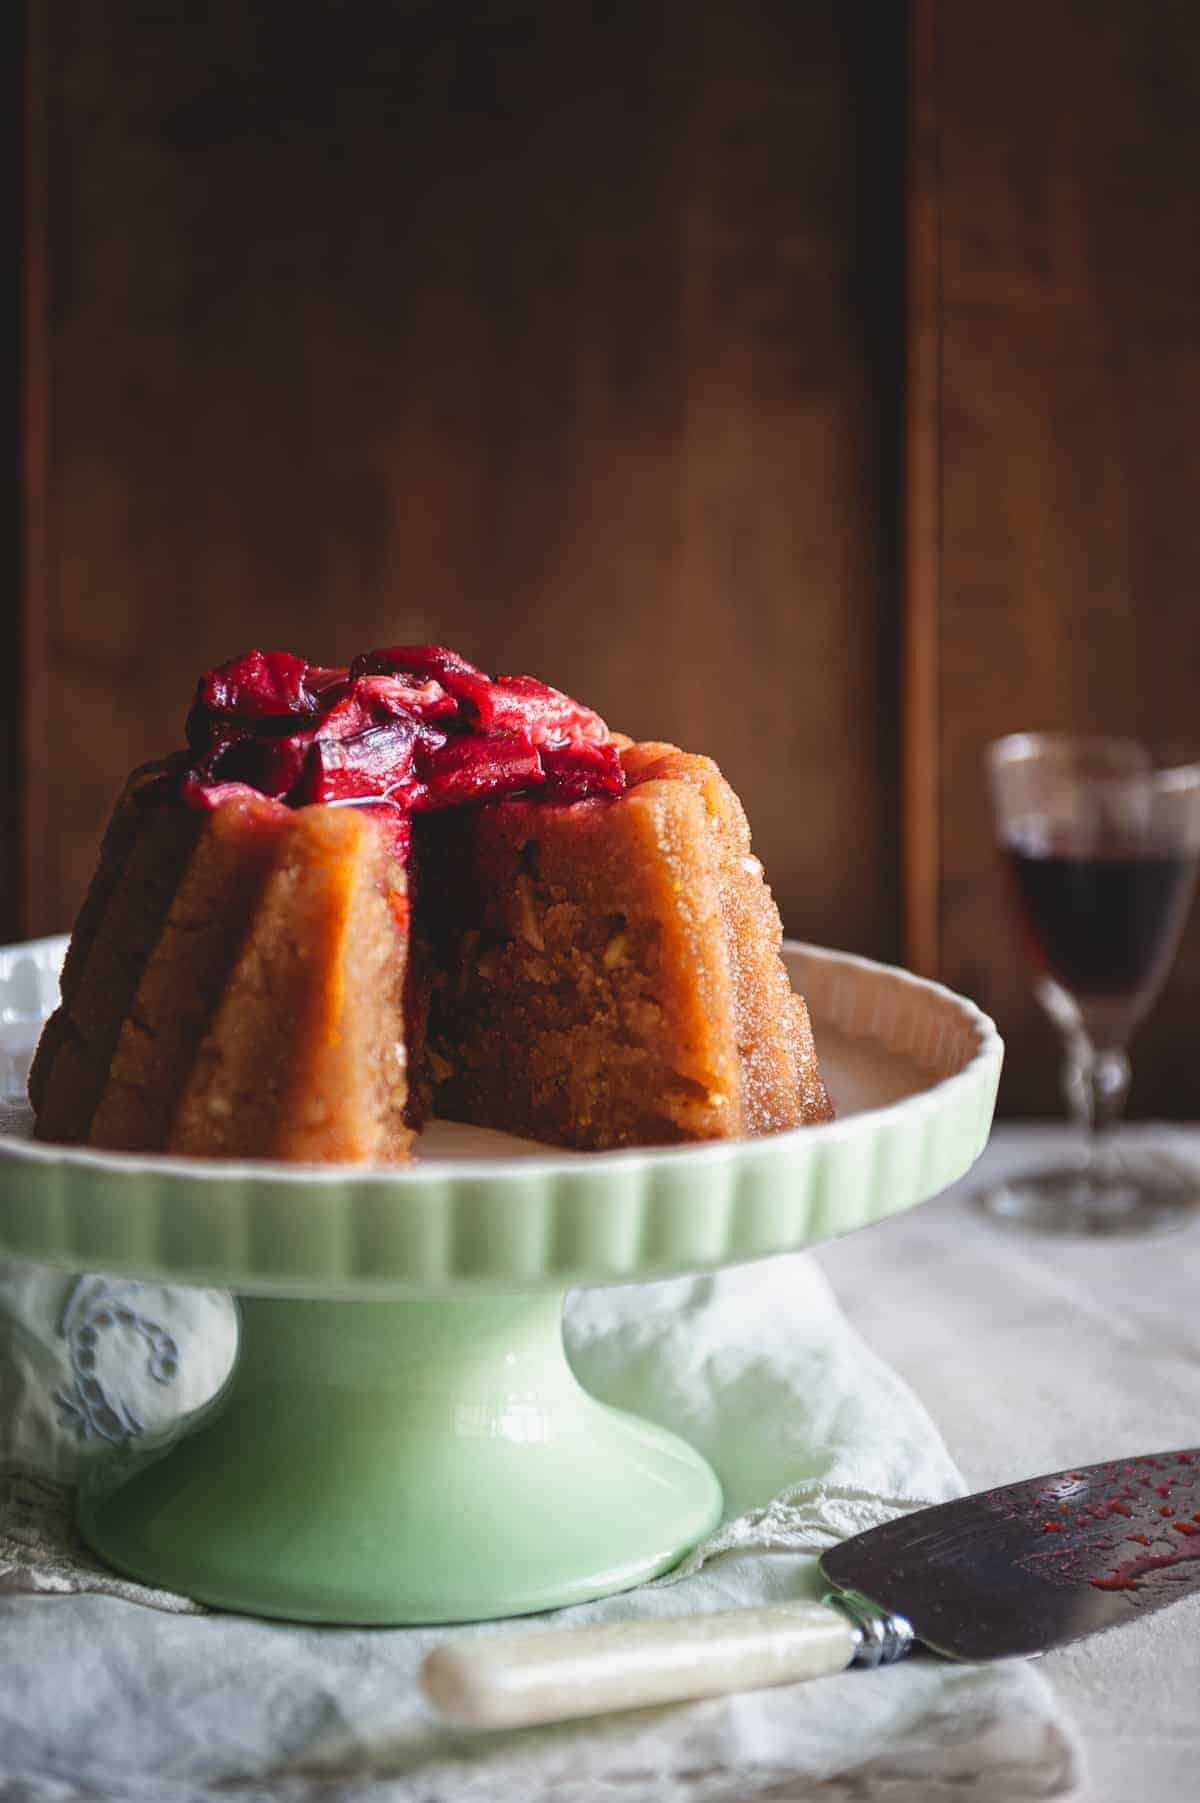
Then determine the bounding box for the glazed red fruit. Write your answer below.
[540,740,625,799]
[350,648,608,747]
[181,645,624,819]
[423,732,545,808]
[200,650,331,719]
[296,727,421,808]
[479,675,611,747]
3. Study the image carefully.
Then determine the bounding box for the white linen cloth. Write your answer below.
[0,1249,1080,1803]
[818,1124,1200,1803]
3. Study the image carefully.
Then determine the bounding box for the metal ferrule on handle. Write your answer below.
[824,1586,916,1668]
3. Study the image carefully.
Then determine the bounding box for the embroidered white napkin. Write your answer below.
[0,1251,1081,1802]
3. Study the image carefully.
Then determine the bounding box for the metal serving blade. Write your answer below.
[820,1447,1200,1663]
[422,1449,1200,1727]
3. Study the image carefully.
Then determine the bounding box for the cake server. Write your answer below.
[422,1446,1200,1727]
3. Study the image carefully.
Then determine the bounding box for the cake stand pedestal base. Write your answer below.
[78,1292,723,1625]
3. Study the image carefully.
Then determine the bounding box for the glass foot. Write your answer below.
[978,1156,1200,1238]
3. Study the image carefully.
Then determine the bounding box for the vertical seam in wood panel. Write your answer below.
[23,0,49,937]
[902,0,942,977]
[2,2,30,942]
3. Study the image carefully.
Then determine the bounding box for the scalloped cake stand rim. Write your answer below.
[0,937,1003,1623]
[0,939,1003,1298]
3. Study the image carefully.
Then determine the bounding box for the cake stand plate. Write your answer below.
[0,940,1002,1624]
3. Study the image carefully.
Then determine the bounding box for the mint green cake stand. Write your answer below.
[0,940,1001,1625]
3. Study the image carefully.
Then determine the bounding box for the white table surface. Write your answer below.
[814,1122,1200,1803]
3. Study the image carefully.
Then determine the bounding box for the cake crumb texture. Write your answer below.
[423,743,832,1149]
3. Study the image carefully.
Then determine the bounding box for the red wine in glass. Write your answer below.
[984,733,1200,1236]
[1005,832,1200,1003]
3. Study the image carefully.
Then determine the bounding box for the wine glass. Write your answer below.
[982,733,1200,1236]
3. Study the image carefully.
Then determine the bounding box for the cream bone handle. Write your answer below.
[421,1591,915,1729]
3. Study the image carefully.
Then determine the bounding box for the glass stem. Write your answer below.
[1062,1033,1131,1181]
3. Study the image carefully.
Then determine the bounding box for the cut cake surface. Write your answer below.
[424,742,831,1147]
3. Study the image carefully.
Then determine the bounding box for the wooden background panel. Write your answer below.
[3,2,32,946]
[26,0,903,962]
[932,0,1200,1115]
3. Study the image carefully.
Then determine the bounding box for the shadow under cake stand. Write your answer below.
[0,940,1002,1625]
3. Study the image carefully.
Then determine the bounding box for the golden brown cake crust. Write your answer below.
[29,758,203,1142]
[32,737,830,1160]
[33,790,413,1162]
[622,744,833,1132]
[168,806,413,1162]
[423,741,832,1149]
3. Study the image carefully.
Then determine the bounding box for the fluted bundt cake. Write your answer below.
[30,647,832,1160]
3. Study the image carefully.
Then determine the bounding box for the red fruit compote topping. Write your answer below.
[179,646,625,856]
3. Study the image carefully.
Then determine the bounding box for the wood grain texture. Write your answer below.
[3,0,36,943]
[902,0,941,979]
[934,0,1200,1115]
[27,0,904,965]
